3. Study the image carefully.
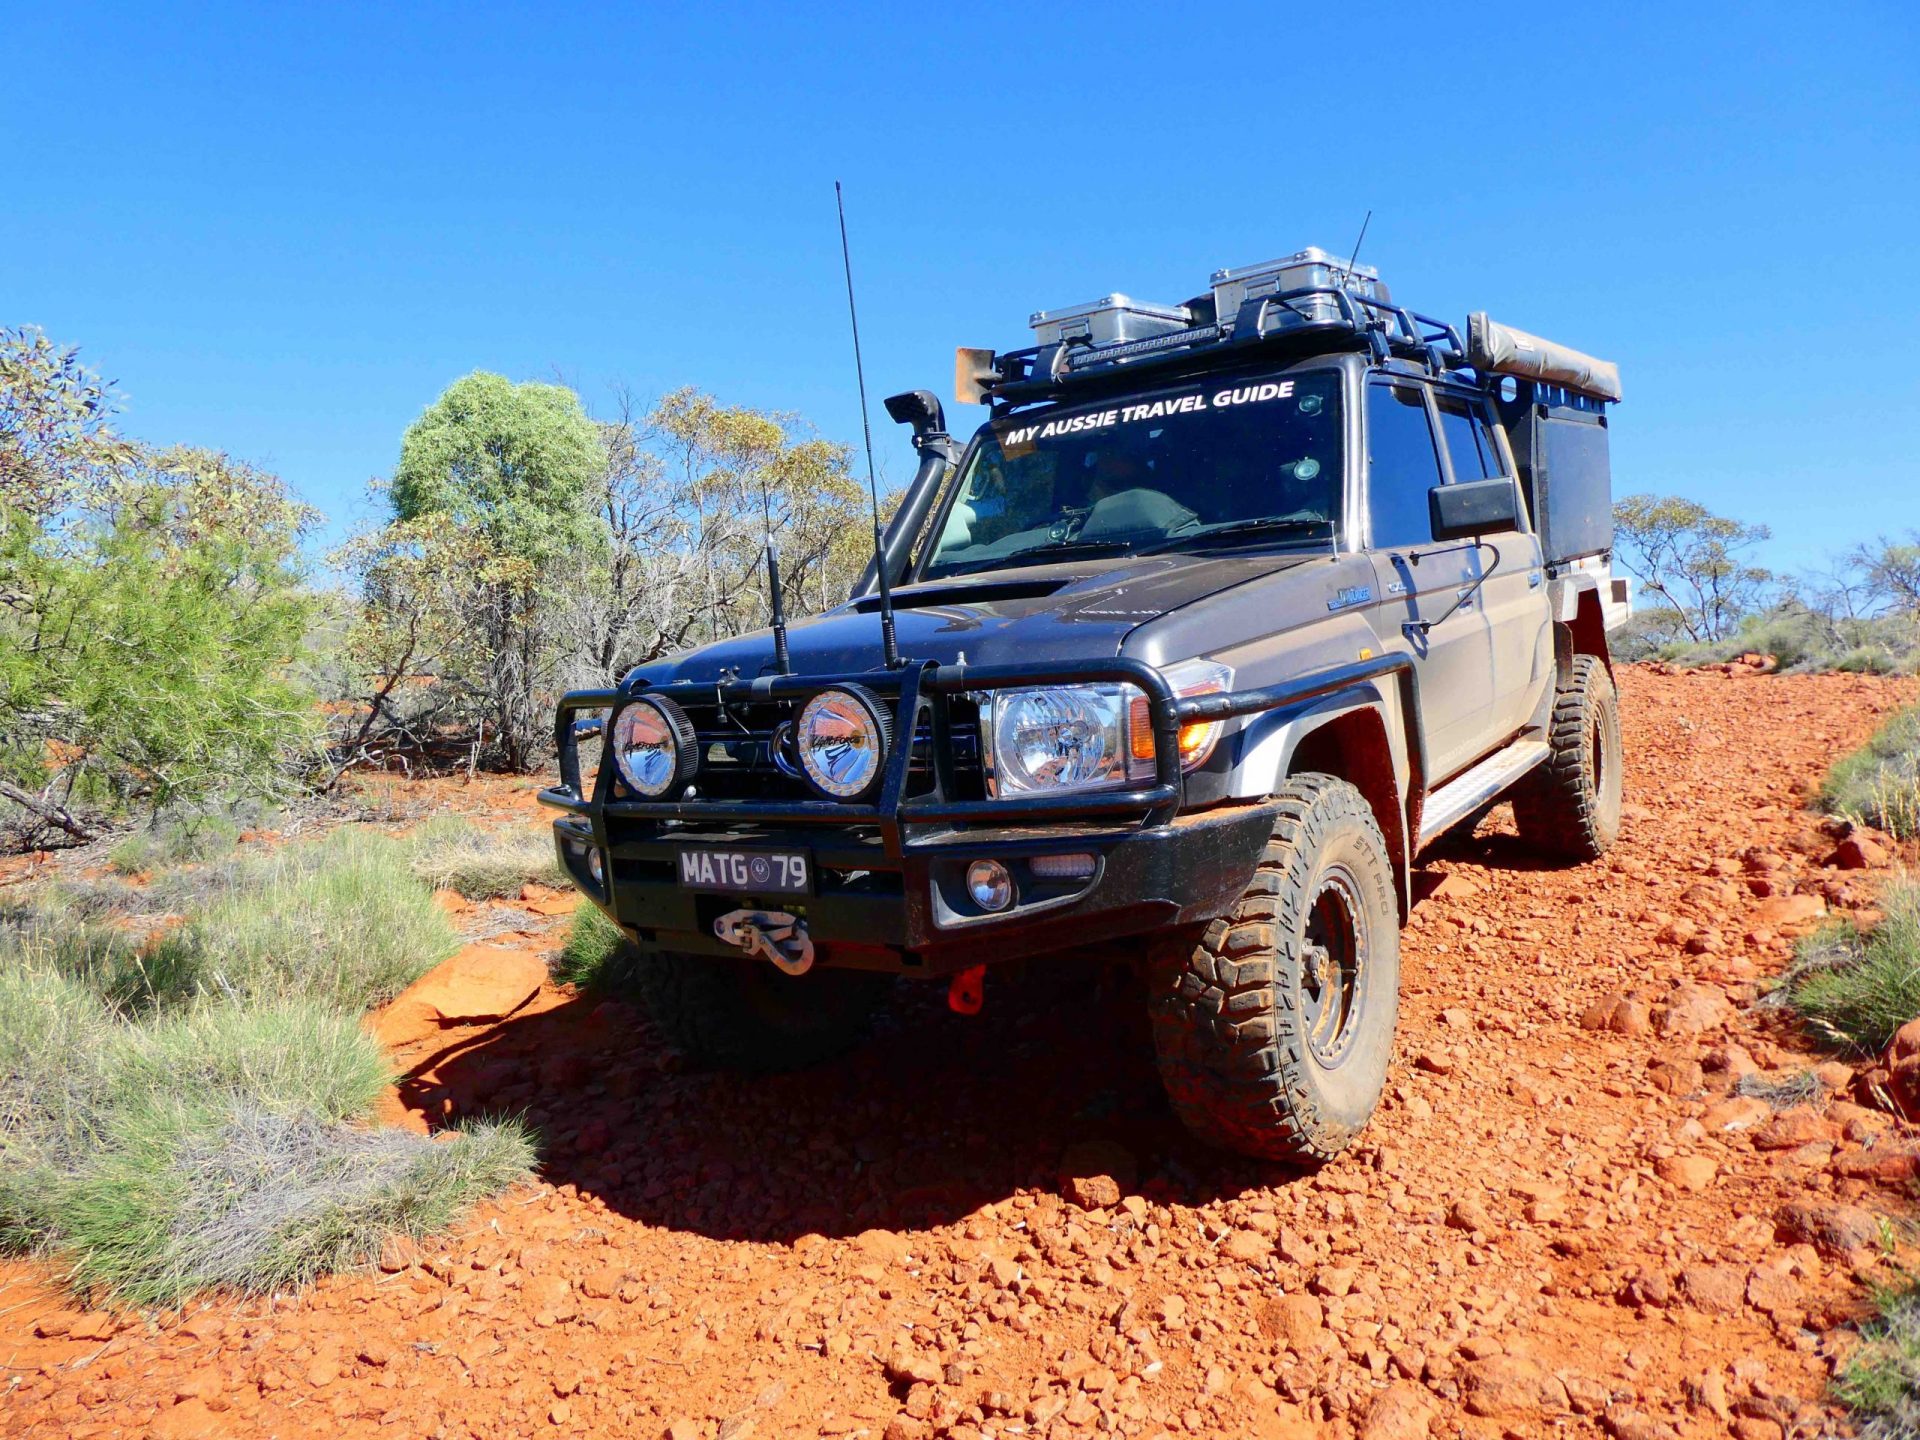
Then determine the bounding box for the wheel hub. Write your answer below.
[1300,869,1368,1068]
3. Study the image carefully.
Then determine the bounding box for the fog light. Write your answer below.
[966,859,1014,912]
[1030,852,1096,880]
[587,848,605,885]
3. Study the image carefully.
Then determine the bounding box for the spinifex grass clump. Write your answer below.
[107,810,244,876]
[405,814,566,899]
[1822,707,1920,841]
[1786,884,1920,1055]
[149,827,460,1012]
[552,902,631,991]
[0,824,533,1302]
[1837,1277,1920,1439]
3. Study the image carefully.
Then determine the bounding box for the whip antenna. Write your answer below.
[1336,209,1373,289]
[835,180,900,669]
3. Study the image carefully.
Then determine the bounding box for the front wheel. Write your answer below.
[1511,653,1623,862]
[1148,774,1400,1163]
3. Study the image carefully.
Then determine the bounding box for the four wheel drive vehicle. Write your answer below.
[542,246,1632,1162]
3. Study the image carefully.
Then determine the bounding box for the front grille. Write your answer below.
[630,694,984,804]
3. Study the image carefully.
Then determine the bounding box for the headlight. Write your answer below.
[797,685,893,801]
[983,660,1234,798]
[984,684,1136,796]
[611,696,698,798]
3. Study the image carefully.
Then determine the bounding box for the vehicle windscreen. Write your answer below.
[920,368,1342,580]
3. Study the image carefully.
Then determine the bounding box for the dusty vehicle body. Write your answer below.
[542,248,1629,1160]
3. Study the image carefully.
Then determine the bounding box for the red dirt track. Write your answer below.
[5,667,1918,1440]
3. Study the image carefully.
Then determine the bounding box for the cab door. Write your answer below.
[1433,390,1550,743]
[1361,377,1495,783]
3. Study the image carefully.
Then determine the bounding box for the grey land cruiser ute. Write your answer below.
[541,247,1630,1162]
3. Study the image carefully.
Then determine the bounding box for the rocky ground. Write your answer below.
[4,666,1918,1440]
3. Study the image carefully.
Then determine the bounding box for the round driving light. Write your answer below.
[797,685,892,801]
[966,859,1013,912]
[587,847,605,884]
[611,696,698,798]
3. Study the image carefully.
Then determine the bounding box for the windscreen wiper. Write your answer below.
[938,538,1137,577]
[1137,516,1334,554]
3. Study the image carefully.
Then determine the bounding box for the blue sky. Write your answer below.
[6,3,1917,577]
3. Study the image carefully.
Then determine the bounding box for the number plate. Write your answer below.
[676,847,811,895]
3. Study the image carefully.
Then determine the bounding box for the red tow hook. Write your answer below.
[948,964,985,1016]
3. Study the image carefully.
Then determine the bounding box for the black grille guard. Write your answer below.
[539,654,1424,860]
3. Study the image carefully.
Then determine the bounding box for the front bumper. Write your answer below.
[538,653,1421,977]
[549,801,1277,975]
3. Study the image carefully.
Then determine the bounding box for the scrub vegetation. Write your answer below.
[1782,885,1920,1056]
[1820,706,1920,841]
[552,901,631,991]
[1837,1277,1920,1440]
[405,814,567,898]
[0,826,532,1303]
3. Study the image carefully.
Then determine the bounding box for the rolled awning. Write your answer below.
[1468,313,1622,402]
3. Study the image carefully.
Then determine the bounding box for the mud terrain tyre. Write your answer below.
[1512,654,1623,862]
[1148,774,1400,1163]
[632,952,891,1071]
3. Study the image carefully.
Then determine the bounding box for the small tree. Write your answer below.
[1612,494,1773,644]
[0,446,320,839]
[366,373,606,771]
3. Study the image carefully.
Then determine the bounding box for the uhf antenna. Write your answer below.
[1336,209,1373,289]
[835,180,901,670]
[763,522,792,674]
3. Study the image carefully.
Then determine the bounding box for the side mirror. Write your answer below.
[955,347,997,406]
[1430,477,1521,542]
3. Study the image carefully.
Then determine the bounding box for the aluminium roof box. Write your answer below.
[1029,295,1193,349]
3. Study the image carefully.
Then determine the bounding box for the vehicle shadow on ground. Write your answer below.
[409,952,1327,1244]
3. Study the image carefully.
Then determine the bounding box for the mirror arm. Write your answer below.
[1403,540,1501,637]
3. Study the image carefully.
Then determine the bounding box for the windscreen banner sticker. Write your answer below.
[999,380,1298,449]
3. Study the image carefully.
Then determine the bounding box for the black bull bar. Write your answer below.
[536,653,1424,858]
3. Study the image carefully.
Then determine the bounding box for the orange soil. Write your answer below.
[4,667,1918,1440]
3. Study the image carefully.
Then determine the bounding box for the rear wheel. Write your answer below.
[1512,653,1623,861]
[1148,774,1400,1163]
[631,951,892,1071]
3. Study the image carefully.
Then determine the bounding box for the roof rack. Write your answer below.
[981,284,1471,411]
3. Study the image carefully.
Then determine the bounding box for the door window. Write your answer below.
[1436,398,1495,482]
[1365,382,1443,549]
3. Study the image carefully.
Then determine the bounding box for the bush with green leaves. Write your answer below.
[2,328,322,844]
[1821,708,1920,841]
[1838,1275,1920,1440]
[1785,884,1920,1054]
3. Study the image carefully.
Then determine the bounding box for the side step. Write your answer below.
[1417,739,1551,848]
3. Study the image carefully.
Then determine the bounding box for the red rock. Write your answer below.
[1460,1354,1569,1418]
[1360,1381,1437,1440]
[1751,1108,1840,1151]
[1654,1155,1716,1191]
[1220,1230,1272,1264]
[1258,1295,1326,1352]
[1826,836,1888,870]
[1701,1096,1771,1132]
[1677,1264,1743,1314]
[1580,994,1651,1036]
[1750,894,1827,932]
[1775,1199,1882,1255]
[1745,1263,1802,1317]
[884,1347,943,1387]
[1652,984,1731,1037]
[1057,1138,1136,1209]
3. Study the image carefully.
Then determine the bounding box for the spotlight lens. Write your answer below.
[613,698,690,797]
[966,859,1013,912]
[797,687,890,800]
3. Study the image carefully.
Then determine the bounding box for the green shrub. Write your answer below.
[553,903,630,990]
[149,828,459,1012]
[1822,707,1920,840]
[1787,886,1920,1054]
[112,1003,392,1122]
[1657,606,1920,677]
[406,814,566,898]
[1837,1275,1920,1438]
[107,811,244,875]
